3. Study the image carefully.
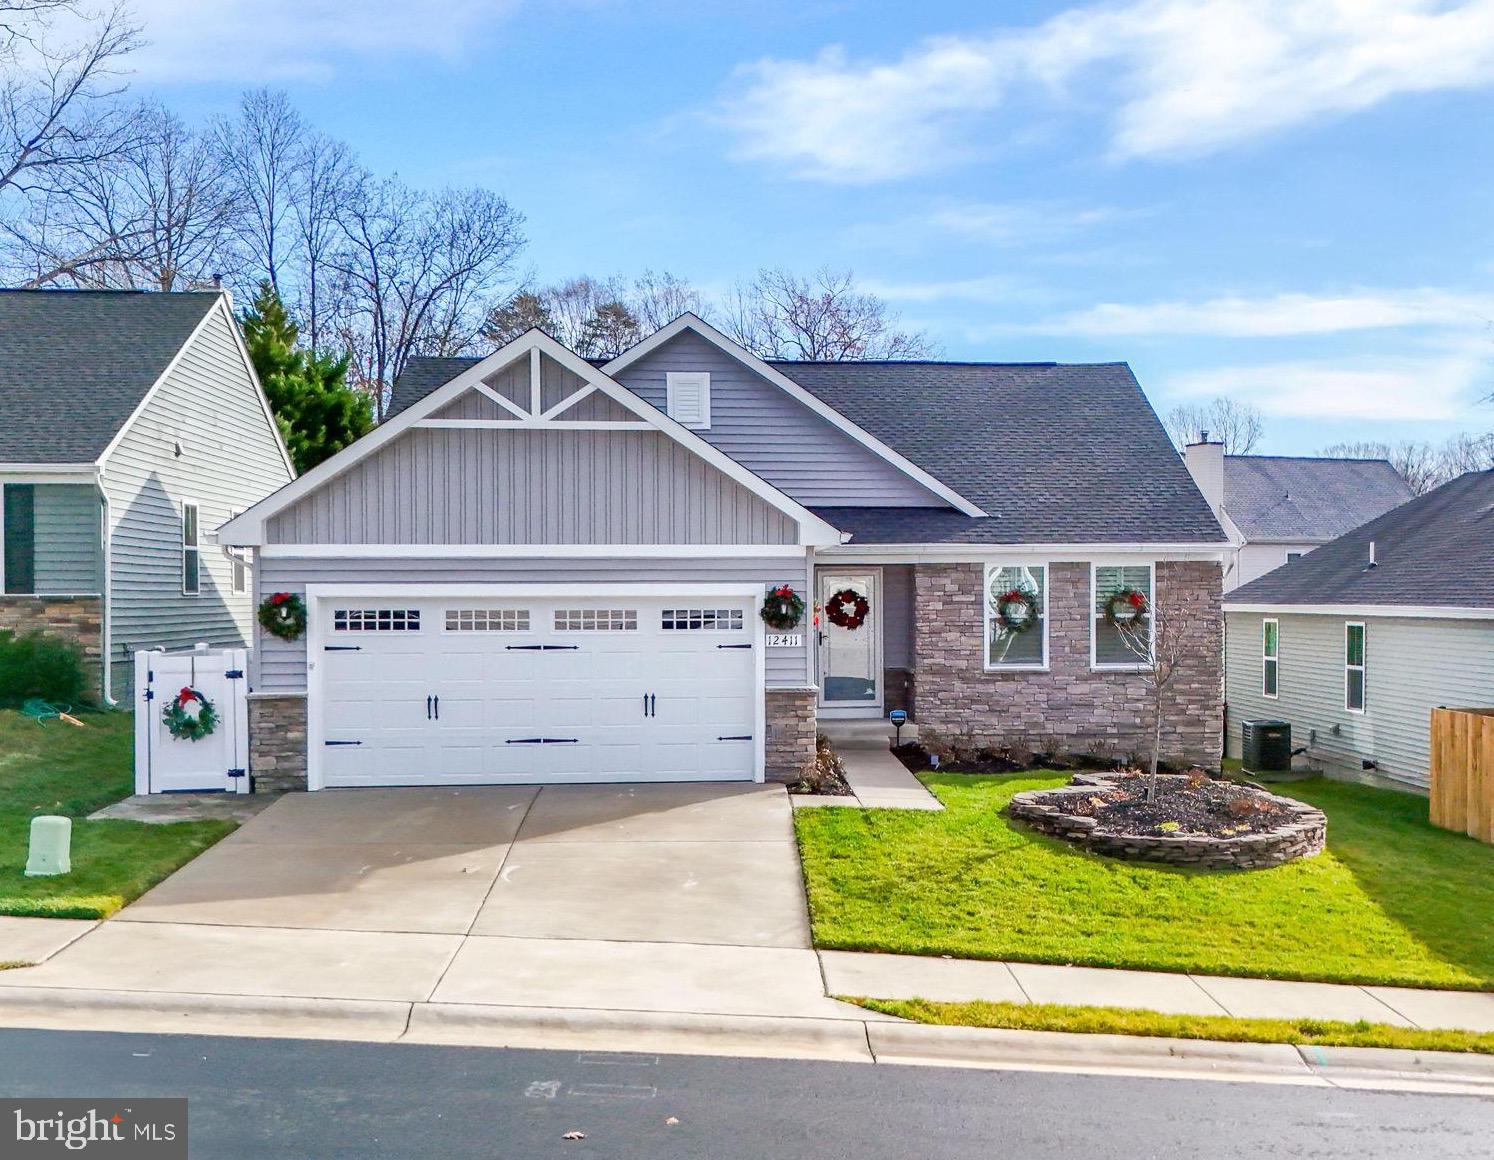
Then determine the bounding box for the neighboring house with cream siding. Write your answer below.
[1224,470,1494,790]
[0,290,295,700]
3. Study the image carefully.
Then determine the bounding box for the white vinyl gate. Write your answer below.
[308,587,765,789]
[134,646,251,794]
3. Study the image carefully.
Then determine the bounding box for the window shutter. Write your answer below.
[665,372,711,429]
[3,484,35,595]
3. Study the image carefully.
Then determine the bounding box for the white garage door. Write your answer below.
[314,595,760,787]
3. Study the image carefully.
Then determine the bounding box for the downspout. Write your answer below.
[97,475,117,707]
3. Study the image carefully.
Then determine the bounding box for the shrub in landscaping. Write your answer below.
[0,630,90,708]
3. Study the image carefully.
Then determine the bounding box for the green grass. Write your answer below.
[794,772,1494,990]
[851,997,1494,1055]
[0,710,235,919]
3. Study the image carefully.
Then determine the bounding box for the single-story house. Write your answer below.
[1182,441,1412,591]
[221,315,1229,790]
[0,290,295,699]
[1223,468,1494,790]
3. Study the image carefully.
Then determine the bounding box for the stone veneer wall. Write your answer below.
[249,693,308,792]
[0,595,103,670]
[765,687,818,784]
[915,560,1222,767]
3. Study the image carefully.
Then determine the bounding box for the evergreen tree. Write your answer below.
[241,281,371,473]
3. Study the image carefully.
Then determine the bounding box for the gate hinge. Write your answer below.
[225,669,244,680]
[143,688,154,701]
[227,768,246,778]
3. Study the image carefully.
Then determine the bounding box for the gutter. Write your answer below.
[96,475,117,706]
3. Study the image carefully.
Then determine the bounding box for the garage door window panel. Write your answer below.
[554,609,638,631]
[334,609,421,632]
[446,609,530,631]
[662,608,745,631]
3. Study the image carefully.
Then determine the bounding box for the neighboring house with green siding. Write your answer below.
[0,289,295,701]
[1223,469,1494,791]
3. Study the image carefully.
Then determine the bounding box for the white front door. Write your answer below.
[313,595,761,787]
[817,570,881,716]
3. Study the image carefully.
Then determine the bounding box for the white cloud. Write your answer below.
[719,1,1494,181]
[1028,289,1494,337]
[860,275,1021,304]
[1164,356,1481,422]
[126,0,518,84]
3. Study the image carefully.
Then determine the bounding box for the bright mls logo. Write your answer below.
[4,1100,186,1157]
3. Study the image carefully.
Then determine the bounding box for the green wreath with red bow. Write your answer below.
[760,584,806,631]
[993,586,1040,633]
[258,591,307,641]
[1103,587,1149,627]
[162,686,218,742]
[825,587,870,631]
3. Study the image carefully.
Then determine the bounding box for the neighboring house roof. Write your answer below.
[1223,455,1412,543]
[391,351,1226,546]
[0,289,222,464]
[1226,469,1494,610]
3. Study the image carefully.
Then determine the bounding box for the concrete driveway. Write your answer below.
[2,784,854,1020]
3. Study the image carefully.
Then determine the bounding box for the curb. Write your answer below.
[407,1004,874,1062]
[0,986,410,1043]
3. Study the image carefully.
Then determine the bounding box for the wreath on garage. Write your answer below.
[163,686,218,742]
[993,586,1040,633]
[825,587,871,631]
[1103,587,1149,627]
[258,591,307,641]
[760,584,806,630]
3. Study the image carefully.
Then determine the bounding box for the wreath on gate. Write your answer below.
[1103,587,1149,627]
[258,591,307,641]
[760,584,806,631]
[825,587,870,631]
[993,586,1040,633]
[163,686,218,742]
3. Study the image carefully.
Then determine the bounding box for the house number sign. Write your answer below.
[765,633,803,647]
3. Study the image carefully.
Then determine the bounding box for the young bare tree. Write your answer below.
[1163,397,1264,453]
[1112,588,1189,802]
[328,177,525,416]
[722,266,939,360]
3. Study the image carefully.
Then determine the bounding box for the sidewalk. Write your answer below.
[802,721,942,810]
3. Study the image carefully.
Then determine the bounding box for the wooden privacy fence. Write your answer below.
[1429,707,1494,844]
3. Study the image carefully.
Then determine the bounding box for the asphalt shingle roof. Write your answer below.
[1224,455,1412,542]
[390,354,1226,546]
[1227,469,1494,608]
[0,289,221,463]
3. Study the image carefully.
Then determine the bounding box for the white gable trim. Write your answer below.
[219,328,843,548]
[604,314,986,518]
[96,295,296,479]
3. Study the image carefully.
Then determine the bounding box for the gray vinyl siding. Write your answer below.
[881,564,915,669]
[253,554,812,692]
[1225,610,1494,790]
[32,484,103,593]
[99,305,294,697]
[266,426,796,546]
[612,331,944,507]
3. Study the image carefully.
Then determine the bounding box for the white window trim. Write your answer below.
[181,499,201,597]
[983,562,1050,672]
[1345,621,1366,715]
[665,371,711,430]
[1261,617,1279,699]
[226,508,249,594]
[1090,561,1154,671]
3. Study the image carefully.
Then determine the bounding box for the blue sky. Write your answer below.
[131,0,1494,453]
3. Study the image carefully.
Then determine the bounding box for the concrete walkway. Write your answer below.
[802,721,942,811]
[821,950,1494,1033]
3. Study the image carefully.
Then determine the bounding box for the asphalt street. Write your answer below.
[1,1028,1490,1159]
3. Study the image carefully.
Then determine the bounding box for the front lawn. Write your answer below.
[0,710,235,919]
[794,773,1494,991]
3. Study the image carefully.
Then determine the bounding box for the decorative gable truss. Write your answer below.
[219,329,843,549]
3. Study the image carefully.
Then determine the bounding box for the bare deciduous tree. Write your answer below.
[722,267,939,360]
[290,129,357,352]
[1113,588,1190,802]
[1163,397,1264,454]
[214,87,305,297]
[629,268,704,332]
[329,177,525,416]
[1319,439,1447,496]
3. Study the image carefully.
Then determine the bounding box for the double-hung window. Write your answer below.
[1345,622,1366,713]
[181,502,200,596]
[985,564,1047,669]
[1262,618,1279,698]
[1092,563,1153,668]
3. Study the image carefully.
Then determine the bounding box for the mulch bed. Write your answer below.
[1065,775,1291,838]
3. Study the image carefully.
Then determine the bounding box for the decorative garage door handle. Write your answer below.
[324,740,363,746]
[717,643,752,649]
[505,644,581,651]
[505,737,580,745]
[717,735,752,741]
[324,644,361,652]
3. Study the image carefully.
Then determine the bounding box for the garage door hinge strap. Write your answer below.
[717,643,752,649]
[505,644,580,651]
[505,737,579,744]
[324,645,362,652]
[718,735,753,741]
[325,740,363,746]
